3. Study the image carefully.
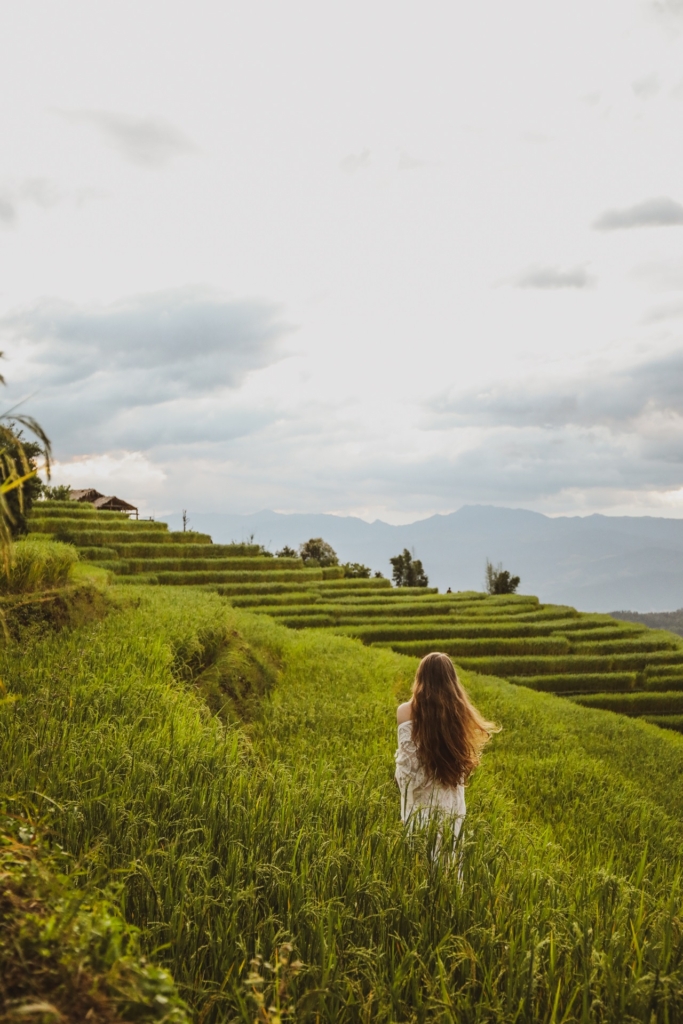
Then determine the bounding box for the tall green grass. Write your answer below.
[0,805,190,1021]
[511,671,638,692]
[151,568,321,585]
[1,586,682,1021]
[389,651,683,674]
[569,690,683,714]
[1,538,77,594]
[642,714,683,733]
[115,557,303,574]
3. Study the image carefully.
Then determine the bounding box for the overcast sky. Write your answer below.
[3,0,683,522]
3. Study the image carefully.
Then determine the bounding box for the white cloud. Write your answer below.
[428,349,683,429]
[52,451,165,488]
[59,110,196,167]
[3,0,683,519]
[514,265,594,289]
[339,149,371,174]
[593,197,683,230]
[0,179,60,227]
[398,151,428,170]
[632,73,660,98]
[0,289,289,455]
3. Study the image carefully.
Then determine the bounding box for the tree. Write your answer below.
[485,559,520,595]
[299,538,339,567]
[0,427,46,537]
[390,549,429,588]
[0,353,52,576]
[40,483,71,501]
[275,545,298,559]
[341,562,371,578]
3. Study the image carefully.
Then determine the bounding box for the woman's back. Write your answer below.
[393,653,498,831]
[395,717,466,825]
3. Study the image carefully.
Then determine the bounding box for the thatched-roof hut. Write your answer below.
[69,488,138,518]
[92,495,138,515]
[69,488,104,503]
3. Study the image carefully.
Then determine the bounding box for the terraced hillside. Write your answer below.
[28,500,683,733]
[232,588,683,733]
[27,500,342,588]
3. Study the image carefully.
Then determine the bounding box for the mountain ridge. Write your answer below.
[162,504,683,612]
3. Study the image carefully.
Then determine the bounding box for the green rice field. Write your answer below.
[24,500,683,734]
[2,581,683,1020]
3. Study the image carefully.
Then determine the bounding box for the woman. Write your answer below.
[395,652,499,855]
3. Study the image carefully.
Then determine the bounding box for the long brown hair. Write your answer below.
[411,652,499,787]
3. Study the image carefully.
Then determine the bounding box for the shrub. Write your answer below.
[299,538,339,567]
[2,539,78,594]
[0,427,45,538]
[0,810,190,1023]
[275,545,298,558]
[389,549,429,587]
[485,559,520,595]
[39,483,72,500]
[342,561,372,578]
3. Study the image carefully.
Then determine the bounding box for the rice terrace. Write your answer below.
[2,492,683,1022]
[5,3,683,1021]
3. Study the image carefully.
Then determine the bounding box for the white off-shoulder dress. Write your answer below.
[394,720,466,841]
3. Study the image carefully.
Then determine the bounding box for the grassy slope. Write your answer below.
[1,585,682,1022]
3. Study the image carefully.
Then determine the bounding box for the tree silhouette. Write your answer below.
[390,549,429,588]
[485,559,520,595]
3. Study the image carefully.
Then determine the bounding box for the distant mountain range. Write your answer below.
[611,609,683,637]
[161,505,683,613]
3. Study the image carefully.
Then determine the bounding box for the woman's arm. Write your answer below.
[396,700,413,724]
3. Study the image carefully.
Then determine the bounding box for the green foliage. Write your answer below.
[1,587,683,1020]
[39,483,73,501]
[112,557,303,574]
[457,652,683,674]
[0,808,189,1023]
[299,537,339,567]
[0,428,45,538]
[646,675,683,692]
[643,714,683,732]
[390,548,429,587]
[511,671,638,692]
[1,538,78,594]
[341,561,371,578]
[0,356,53,560]
[569,690,683,714]
[485,559,521,595]
[23,503,683,734]
[275,545,298,558]
[613,607,683,638]
[151,568,322,585]
[338,629,572,654]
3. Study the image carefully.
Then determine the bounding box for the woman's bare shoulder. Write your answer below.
[396,700,413,725]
